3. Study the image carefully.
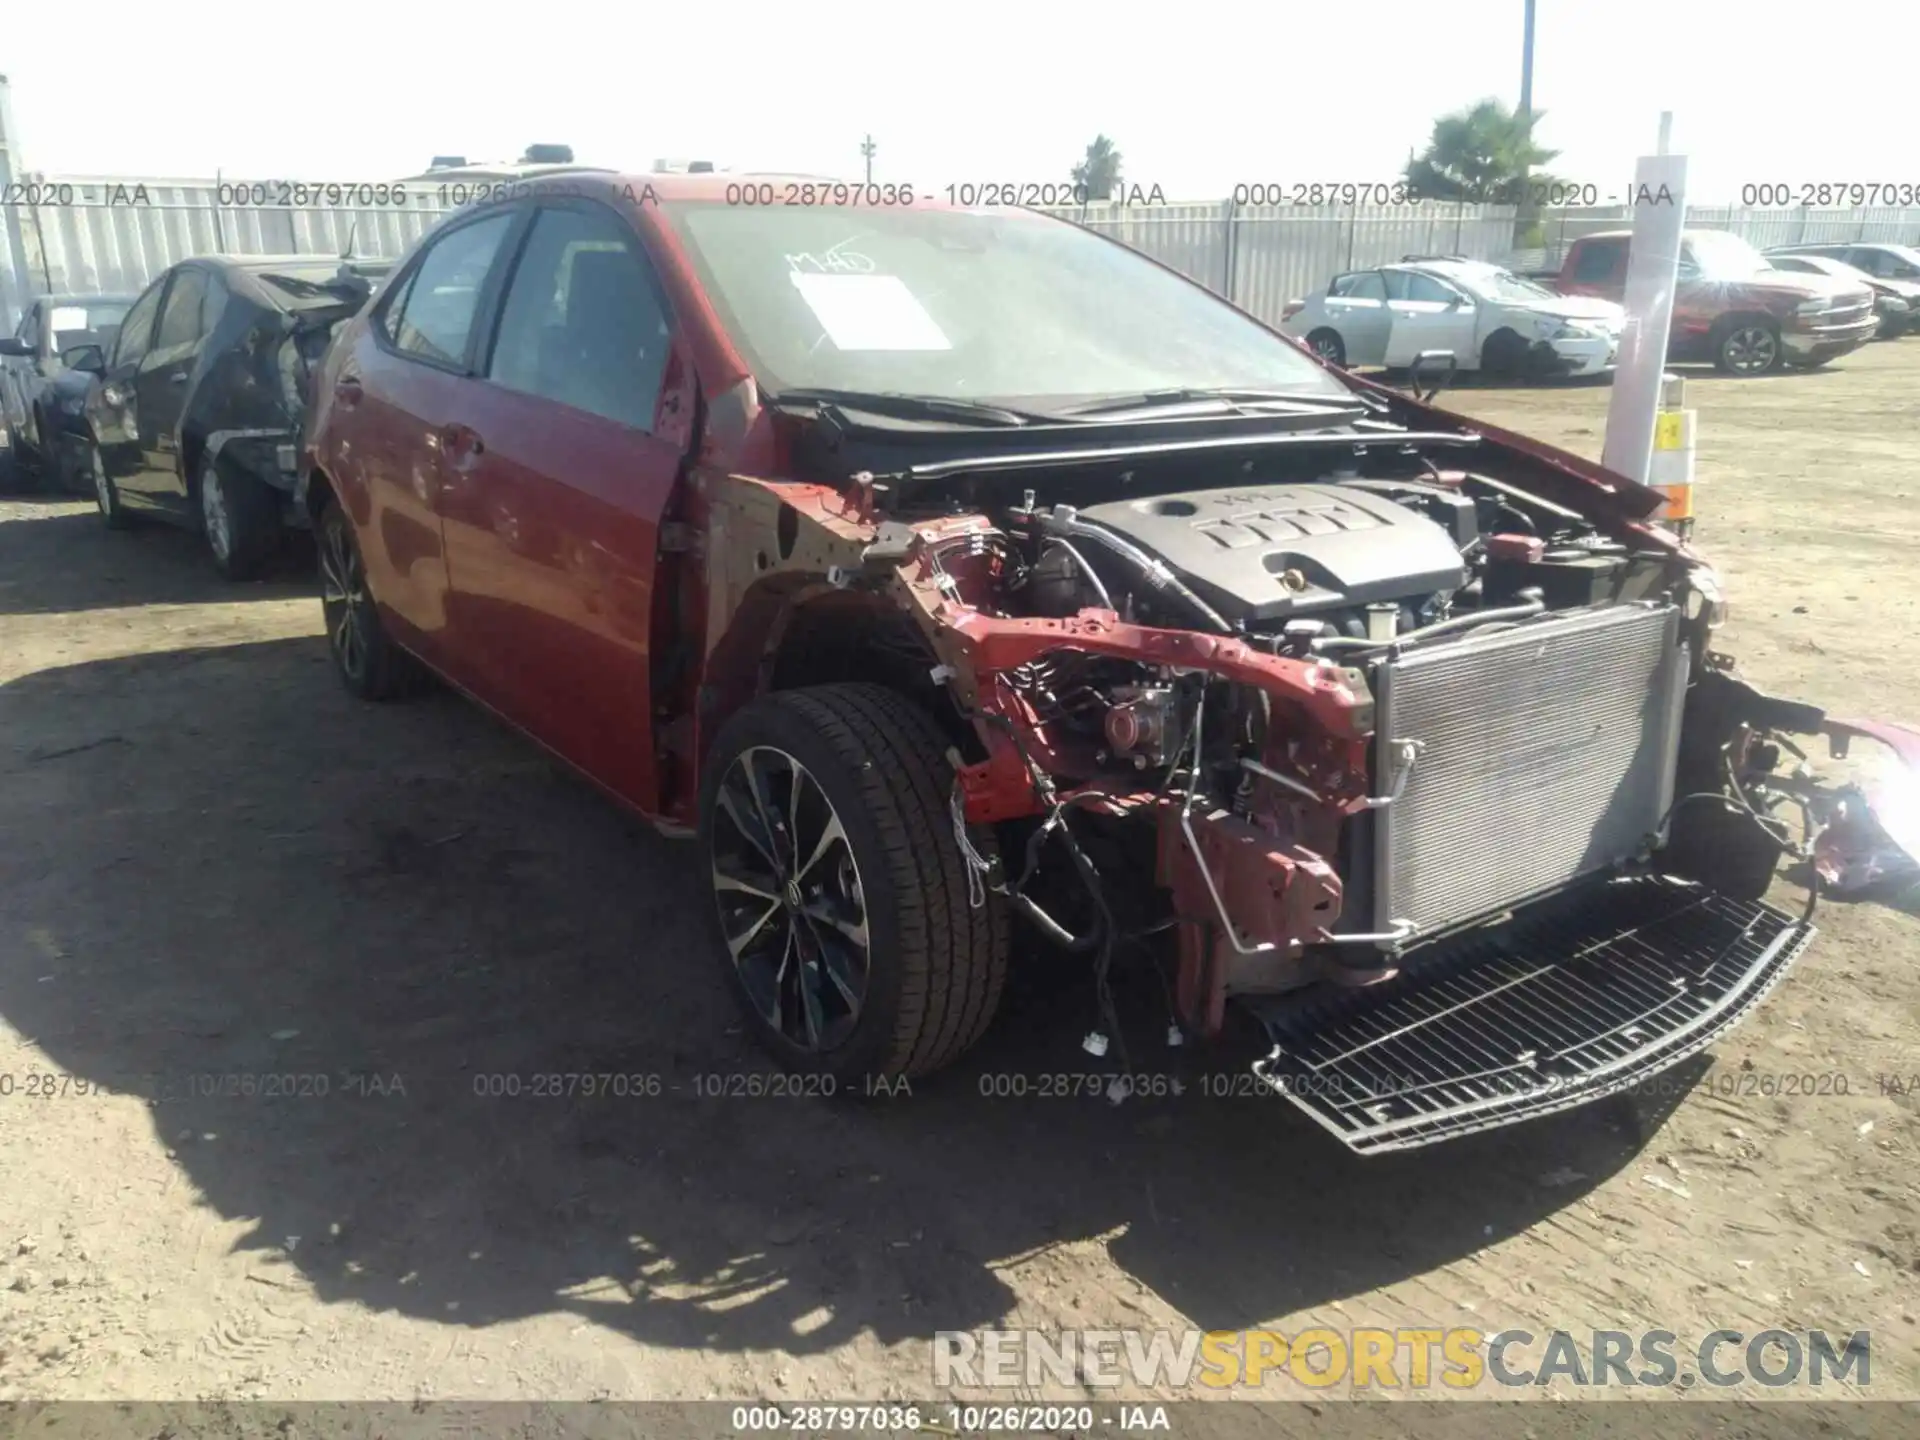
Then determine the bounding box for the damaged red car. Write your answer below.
[304,173,1917,1153]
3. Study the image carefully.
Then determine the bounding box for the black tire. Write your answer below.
[1304,328,1346,367]
[86,442,135,529]
[317,498,431,700]
[1479,327,1529,380]
[197,456,283,580]
[699,683,1009,1082]
[46,428,85,495]
[1711,316,1781,375]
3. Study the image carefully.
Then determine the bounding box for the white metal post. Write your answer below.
[1601,123,1689,486]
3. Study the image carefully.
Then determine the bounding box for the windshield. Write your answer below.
[1683,232,1770,279]
[1457,267,1559,304]
[659,203,1347,404]
[49,300,131,355]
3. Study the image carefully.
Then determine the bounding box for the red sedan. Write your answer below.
[305,170,1894,1153]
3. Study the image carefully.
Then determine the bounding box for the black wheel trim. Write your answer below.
[1724,325,1779,373]
[709,745,871,1053]
[319,516,369,682]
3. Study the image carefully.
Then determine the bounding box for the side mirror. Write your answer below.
[1409,349,1458,403]
[1447,295,1471,311]
[62,344,106,375]
[0,337,33,358]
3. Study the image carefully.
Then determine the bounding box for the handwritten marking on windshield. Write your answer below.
[785,242,876,275]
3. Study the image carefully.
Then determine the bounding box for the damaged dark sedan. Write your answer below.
[76,253,390,577]
[304,176,1920,1154]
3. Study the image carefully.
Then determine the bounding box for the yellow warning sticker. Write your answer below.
[1653,412,1685,450]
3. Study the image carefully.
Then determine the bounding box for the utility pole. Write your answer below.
[1520,0,1536,119]
[860,134,876,184]
[1514,0,1539,249]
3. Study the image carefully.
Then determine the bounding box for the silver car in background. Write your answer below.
[1281,258,1624,380]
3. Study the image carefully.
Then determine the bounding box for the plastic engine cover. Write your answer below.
[1074,483,1469,624]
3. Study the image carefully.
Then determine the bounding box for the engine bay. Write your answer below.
[864,439,1727,1035]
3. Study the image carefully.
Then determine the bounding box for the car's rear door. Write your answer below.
[321,208,522,678]
[1322,271,1391,365]
[436,197,687,812]
[1382,270,1480,367]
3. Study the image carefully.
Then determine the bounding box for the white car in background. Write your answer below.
[1281,258,1626,380]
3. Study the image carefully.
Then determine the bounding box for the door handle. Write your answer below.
[169,372,189,386]
[440,423,485,469]
[334,375,363,406]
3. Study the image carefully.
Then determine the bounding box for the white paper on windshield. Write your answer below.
[788,272,951,351]
[50,307,90,334]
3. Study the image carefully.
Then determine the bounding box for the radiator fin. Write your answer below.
[1373,604,1687,939]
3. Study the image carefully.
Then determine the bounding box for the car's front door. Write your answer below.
[1382,270,1481,367]
[90,276,166,499]
[0,305,40,437]
[123,265,210,503]
[1321,271,1392,366]
[436,198,688,812]
[327,208,522,679]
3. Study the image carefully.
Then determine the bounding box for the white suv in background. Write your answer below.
[1282,258,1626,380]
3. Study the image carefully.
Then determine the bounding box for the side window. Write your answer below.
[1332,271,1387,302]
[376,268,418,345]
[201,274,230,336]
[1571,240,1622,283]
[486,205,671,431]
[390,213,515,367]
[1406,273,1462,304]
[113,280,166,368]
[156,268,209,350]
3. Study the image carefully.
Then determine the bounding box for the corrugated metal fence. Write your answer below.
[2,180,451,330]
[1043,199,1920,329]
[7,178,1920,337]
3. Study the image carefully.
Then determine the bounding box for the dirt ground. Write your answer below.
[1,345,1917,1415]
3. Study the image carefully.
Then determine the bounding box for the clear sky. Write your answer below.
[5,0,1916,204]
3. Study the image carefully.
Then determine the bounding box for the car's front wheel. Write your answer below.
[698,684,1009,1084]
[1712,317,1781,375]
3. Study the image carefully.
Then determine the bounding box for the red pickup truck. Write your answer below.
[1551,229,1878,375]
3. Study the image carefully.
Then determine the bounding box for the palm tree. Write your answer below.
[1403,99,1558,205]
[1070,136,1123,201]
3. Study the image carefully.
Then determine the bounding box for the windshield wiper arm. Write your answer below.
[1056,386,1373,419]
[763,387,1057,427]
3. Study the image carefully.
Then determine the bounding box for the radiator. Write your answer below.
[1372,602,1689,944]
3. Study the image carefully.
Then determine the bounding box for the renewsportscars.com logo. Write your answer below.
[933,1326,1874,1392]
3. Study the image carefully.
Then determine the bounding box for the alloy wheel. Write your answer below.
[708,745,871,1053]
[1725,325,1779,374]
[201,468,233,561]
[1310,334,1342,362]
[319,518,369,682]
